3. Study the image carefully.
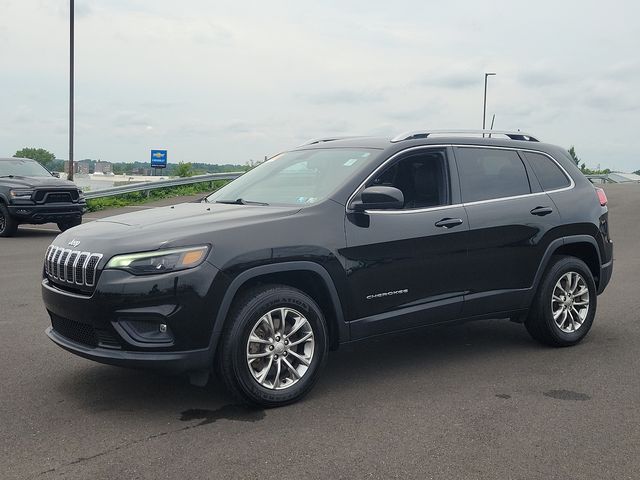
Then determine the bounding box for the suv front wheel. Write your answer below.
[217,284,329,407]
[525,255,597,347]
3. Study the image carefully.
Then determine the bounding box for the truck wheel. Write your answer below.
[0,203,18,237]
[57,217,82,232]
[525,256,597,347]
[218,284,328,407]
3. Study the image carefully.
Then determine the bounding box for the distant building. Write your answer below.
[63,160,90,174]
[133,167,153,176]
[607,172,640,183]
[587,172,640,184]
[95,161,113,174]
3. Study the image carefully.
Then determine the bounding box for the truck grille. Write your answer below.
[45,245,103,288]
[34,189,79,203]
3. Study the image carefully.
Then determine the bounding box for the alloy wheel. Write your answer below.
[551,271,590,333]
[246,307,315,390]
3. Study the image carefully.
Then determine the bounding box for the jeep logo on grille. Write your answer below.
[68,239,81,248]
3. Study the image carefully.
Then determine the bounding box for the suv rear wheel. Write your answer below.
[0,203,18,237]
[217,284,328,407]
[525,255,597,347]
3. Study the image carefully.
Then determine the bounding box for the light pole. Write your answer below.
[482,72,496,136]
[68,0,74,181]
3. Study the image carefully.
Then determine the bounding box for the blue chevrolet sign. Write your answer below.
[150,149,167,168]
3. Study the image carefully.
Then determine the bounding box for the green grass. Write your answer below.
[85,180,230,212]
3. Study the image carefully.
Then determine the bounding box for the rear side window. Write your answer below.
[455,147,531,202]
[522,151,571,191]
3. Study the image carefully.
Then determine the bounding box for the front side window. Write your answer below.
[522,151,571,191]
[456,147,531,203]
[0,159,52,177]
[366,149,449,209]
[205,148,379,206]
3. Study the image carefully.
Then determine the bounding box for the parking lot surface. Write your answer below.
[1,186,638,479]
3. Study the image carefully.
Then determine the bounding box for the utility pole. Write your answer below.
[482,72,496,137]
[68,0,75,181]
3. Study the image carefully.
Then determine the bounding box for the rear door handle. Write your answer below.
[530,206,553,216]
[435,218,464,228]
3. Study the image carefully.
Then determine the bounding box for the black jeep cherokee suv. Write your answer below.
[1,157,85,237]
[42,131,613,406]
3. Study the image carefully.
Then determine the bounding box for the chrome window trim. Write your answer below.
[345,144,575,215]
[519,149,573,192]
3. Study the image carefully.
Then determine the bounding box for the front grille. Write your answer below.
[50,315,122,349]
[46,193,72,203]
[45,245,103,288]
[51,315,98,347]
[35,189,79,203]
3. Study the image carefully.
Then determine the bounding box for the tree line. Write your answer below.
[12,148,249,177]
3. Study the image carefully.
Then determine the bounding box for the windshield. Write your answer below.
[0,159,53,177]
[206,148,379,206]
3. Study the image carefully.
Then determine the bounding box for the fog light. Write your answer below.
[113,318,174,347]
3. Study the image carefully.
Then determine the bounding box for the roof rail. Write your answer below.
[390,129,540,143]
[299,136,363,147]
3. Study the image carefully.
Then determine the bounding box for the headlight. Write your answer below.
[105,246,209,275]
[10,189,34,200]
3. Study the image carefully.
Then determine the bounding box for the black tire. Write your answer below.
[57,217,82,232]
[0,203,18,237]
[217,284,328,407]
[525,255,597,347]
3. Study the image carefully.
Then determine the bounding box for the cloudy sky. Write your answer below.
[1,0,639,170]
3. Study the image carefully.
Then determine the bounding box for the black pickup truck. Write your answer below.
[0,157,85,237]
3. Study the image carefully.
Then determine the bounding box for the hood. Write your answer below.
[2,175,78,189]
[51,202,301,257]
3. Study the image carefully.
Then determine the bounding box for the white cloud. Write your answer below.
[0,0,639,170]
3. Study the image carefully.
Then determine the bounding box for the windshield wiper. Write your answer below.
[215,198,269,206]
[0,175,14,178]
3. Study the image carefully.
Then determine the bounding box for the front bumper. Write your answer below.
[46,326,210,373]
[42,261,225,373]
[8,203,84,224]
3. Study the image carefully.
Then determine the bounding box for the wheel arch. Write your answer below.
[529,235,602,306]
[208,261,348,362]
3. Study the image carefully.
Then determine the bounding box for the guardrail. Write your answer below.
[83,172,244,200]
[585,174,613,184]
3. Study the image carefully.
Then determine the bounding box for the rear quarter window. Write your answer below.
[522,151,571,191]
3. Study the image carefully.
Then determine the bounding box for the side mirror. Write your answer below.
[51,172,60,178]
[353,186,404,212]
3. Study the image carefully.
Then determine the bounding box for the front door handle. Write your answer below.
[435,218,464,228]
[530,206,553,216]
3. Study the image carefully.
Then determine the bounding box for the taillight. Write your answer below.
[595,187,608,206]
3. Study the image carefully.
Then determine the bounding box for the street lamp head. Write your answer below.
[485,72,496,76]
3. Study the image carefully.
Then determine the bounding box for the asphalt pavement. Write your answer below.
[1,185,638,479]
